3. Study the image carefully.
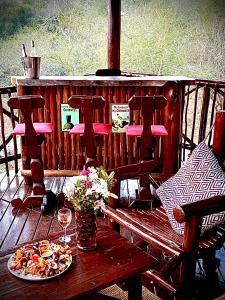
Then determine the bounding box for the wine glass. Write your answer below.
[57,208,72,243]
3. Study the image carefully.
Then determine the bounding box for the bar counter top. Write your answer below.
[11,75,195,87]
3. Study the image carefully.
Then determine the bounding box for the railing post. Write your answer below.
[213,110,225,164]
[108,0,121,69]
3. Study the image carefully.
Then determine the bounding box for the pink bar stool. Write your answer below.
[13,122,53,135]
[125,95,168,161]
[125,124,168,137]
[8,95,56,213]
[68,95,111,168]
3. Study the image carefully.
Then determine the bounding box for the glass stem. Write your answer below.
[64,227,67,243]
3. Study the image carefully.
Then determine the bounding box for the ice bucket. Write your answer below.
[22,56,41,79]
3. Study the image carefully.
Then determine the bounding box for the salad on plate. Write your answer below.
[8,240,72,280]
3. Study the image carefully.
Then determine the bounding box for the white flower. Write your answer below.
[85,188,93,196]
[94,199,106,210]
[67,166,116,210]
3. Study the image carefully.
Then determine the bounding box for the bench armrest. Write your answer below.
[173,195,225,223]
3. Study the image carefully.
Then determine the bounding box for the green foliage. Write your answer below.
[0,0,224,87]
[121,0,225,79]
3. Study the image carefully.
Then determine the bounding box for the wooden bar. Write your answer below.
[109,86,114,169]
[50,86,58,169]
[102,86,109,168]
[63,86,71,170]
[127,87,134,164]
[114,87,120,167]
[11,75,194,174]
[121,86,127,166]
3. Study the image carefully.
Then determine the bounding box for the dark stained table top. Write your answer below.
[0,225,157,300]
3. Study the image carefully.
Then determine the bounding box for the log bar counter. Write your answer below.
[11,75,194,174]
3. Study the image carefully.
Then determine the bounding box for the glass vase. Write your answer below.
[75,209,97,250]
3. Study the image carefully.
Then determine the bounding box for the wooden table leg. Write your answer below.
[127,275,142,300]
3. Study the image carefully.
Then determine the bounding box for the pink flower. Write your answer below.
[85,181,92,189]
[80,169,90,176]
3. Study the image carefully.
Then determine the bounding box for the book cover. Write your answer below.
[61,103,79,132]
[111,104,130,133]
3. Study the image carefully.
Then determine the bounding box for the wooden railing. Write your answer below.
[0,86,20,175]
[1,78,225,175]
[181,79,225,163]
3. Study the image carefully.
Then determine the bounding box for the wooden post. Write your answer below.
[108,0,121,69]
[212,110,225,164]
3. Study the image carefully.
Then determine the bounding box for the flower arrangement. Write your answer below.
[66,166,117,211]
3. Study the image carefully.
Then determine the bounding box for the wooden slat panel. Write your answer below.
[44,86,52,169]
[50,86,58,169]
[57,85,64,169]
[36,86,47,169]
[108,87,114,169]
[70,84,76,170]
[102,86,109,168]
[134,86,141,163]
[127,86,134,164]
[31,86,38,121]
[120,86,127,166]
[76,86,84,169]
[63,86,71,169]
[113,87,120,167]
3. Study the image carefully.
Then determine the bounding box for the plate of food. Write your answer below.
[7,240,72,281]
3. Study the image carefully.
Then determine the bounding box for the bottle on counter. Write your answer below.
[21,43,27,57]
[30,40,36,56]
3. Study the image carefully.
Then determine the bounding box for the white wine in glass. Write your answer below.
[57,208,72,243]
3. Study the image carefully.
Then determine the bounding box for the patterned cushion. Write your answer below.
[156,142,225,236]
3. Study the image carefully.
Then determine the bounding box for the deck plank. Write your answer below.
[1,174,24,202]
[0,203,19,249]
[0,207,29,251]
[0,170,17,199]
[0,199,9,220]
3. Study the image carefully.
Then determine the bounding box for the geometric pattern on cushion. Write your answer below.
[156,142,225,236]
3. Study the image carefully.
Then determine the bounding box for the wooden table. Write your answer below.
[0,225,157,300]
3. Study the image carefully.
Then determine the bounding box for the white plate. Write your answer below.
[7,243,72,281]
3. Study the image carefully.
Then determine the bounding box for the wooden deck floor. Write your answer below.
[0,170,76,252]
[1,170,225,299]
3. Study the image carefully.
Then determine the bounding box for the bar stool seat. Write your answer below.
[13,122,53,135]
[125,125,168,137]
[70,123,111,136]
